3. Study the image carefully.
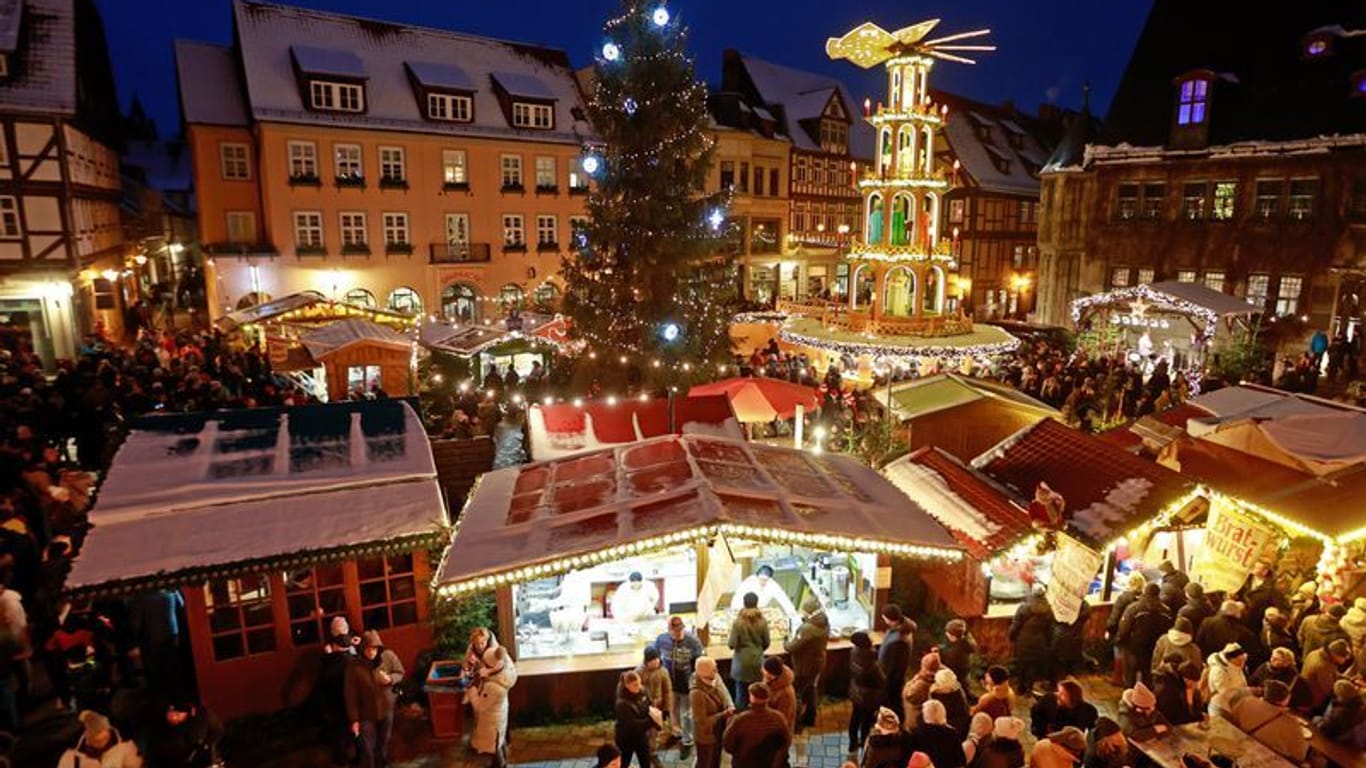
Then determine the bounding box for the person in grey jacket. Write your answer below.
[728,592,770,711]
[785,596,830,732]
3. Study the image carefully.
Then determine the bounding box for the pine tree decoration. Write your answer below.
[561,1,735,390]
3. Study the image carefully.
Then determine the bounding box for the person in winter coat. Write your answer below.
[1259,607,1297,664]
[1029,679,1097,739]
[359,629,404,766]
[930,668,972,736]
[1177,582,1216,636]
[860,706,913,768]
[655,615,704,754]
[1195,601,1258,659]
[878,605,916,722]
[976,717,1026,768]
[343,649,388,768]
[1051,599,1089,681]
[1248,647,1314,715]
[145,698,224,768]
[1009,585,1055,695]
[60,709,143,768]
[1302,639,1352,714]
[1298,603,1349,659]
[723,682,791,768]
[1083,717,1129,768]
[1287,581,1321,635]
[1315,680,1366,747]
[728,592,770,711]
[615,669,663,768]
[470,643,517,765]
[1341,597,1366,677]
[1234,558,1288,632]
[1028,726,1086,768]
[972,666,1015,721]
[1230,680,1309,762]
[848,630,886,756]
[962,713,994,767]
[632,647,673,753]
[911,699,967,768]
[1153,658,1205,726]
[1118,682,1171,741]
[1205,643,1249,719]
[940,619,977,694]
[902,650,942,730]
[1106,573,1146,684]
[785,596,830,732]
[1158,561,1189,597]
[1116,583,1173,687]
[690,657,735,768]
[1151,617,1202,675]
[761,657,797,738]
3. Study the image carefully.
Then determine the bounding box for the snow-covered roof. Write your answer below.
[734,53,874,158]
[230,0,585,144]
[174,40,250,126]
[300,318,412,359]
[67,400,446,596]
[937,91,1049,196]
[0,0,22,53]
[291,44,366,78]
[883,447,1032,560]
[437,435,962,592]
[406,60,475,91]
[0,0,75,116]
[217,291,326,330]
[879,373,1058,421]
[528,396,742,461]
[1144,280,1260,316]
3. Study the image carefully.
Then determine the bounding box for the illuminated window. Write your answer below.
[512,102,553,129]
[284,566,347,647]
[1114,183,1139,221]
[1288,179,1317,220]
[1110,267,1130,288]
[536,214,557,247]
[339,211,367,249]
[502,214,524,247]
[225,211,255,244]
[500,284,526,309]
[205,575,275,661]
[293,211,323,249]
[1203,271,1225,293]
[1275,275,1303,316]
[1137,268,1155,285]
[1245,273,1270,308]
[442,150,467,185]
[1177,79,1208,126]
[535,156,556,189]
[344,288,376,307]
[1176,270,1196,283]
[287,141,317,179]
[1141,183,1165,219]
[1254,180,1282,219]
[1212,181,1237,220]
[334,144,362,180]
[387,287,422,315]
[348,365,381,393]
[1181,182,1207,220]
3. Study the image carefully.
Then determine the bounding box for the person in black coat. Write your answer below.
[615,670,661,768]
[1153,658,1205,726]
[1030,680,1099,739]
[145,698,223,768]
[1115,583,1173,687]
[1052,600,1090,682]
[1234,559,1288,632]
[1177,583,1216,636]
[1195,600,1259,659]
[849,630,887,754]
[911,699,967,768]
[1009,586,1055,695]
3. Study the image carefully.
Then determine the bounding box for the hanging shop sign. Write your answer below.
[1046,532,1103,625]
[1110,314,1172,329]
[1191,502,1280,593]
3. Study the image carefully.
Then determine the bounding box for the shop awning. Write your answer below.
[436,435,964,596]
[687,377,819,422]
[66,400,447,597]
[528,396,742,460]
[883,447,1033,559]
[972,419,1199,547]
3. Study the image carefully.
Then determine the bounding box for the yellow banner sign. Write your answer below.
[1192,502,1280,593]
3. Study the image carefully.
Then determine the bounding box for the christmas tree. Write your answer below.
[561,1,736,390]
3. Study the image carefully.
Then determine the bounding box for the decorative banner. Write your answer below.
[695,532,739,631]
[1046,532,1104,625]
[1191,502,1280,594]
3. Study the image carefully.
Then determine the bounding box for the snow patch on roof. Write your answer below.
[491,70,555,100]
[0,0,22,53]
[0,0,75,116]
[406,60,474,91]
[291,44,366,78]
[175,40,250,126]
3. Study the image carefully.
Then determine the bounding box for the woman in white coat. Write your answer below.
[470,643,518,766]
[59,710,143,768]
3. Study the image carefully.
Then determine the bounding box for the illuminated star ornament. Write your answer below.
[825,18,995,68]
[1129,298,1150,318]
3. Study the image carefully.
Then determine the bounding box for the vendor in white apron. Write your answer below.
[610,571,660,624]
[729,564,799,620]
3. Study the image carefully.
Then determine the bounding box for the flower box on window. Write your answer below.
[342,243,371,257]
[443,181,470,192]
[379,176,408,190]
[385,242,415,256]
[500,183,525,194]
[502,242,527,253]
[568,184,589,196]
[335,175,365,189]
[288,173,322,188]
[536,241,559,253]
[535,184,559,195]
[296,244,327,257]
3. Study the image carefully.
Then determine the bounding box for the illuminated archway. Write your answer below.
[852,264,877,310]
[884,266,917,317]
[923,265,946,314]
[866,192,885,245]
[441,282,479,322]
[891,192,914,246]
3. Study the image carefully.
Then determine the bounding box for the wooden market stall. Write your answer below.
[64,400,447,721]
[527,395,742,460]
[300,318,415,400]
[875,373,1059,462]
[436,434,964,716]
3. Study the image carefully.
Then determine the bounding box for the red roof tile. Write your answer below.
[904,447,1033,559]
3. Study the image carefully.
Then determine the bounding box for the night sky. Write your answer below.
[100,0,1152,138]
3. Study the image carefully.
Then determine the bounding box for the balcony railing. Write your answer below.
[428,242,492,264]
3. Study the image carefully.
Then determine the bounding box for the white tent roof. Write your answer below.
[1260,412,1366,464]
[300,317,412,358]
[1143,281,1259,316]
[67,400,445,595]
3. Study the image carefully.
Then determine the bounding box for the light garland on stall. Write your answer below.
[1070,285,1223,344]
[777,324,1020,363]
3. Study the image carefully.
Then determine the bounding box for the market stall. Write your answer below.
[436,434,963,713]
[418,312,568,383]
[1069,281,1256,391]
[65,400,447,721]
[217,291,416,337]
[876,373,1059,462]
[526,395,742,460]
[299,318,415,400]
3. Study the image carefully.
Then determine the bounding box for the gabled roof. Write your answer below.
[0,0,75,116]
[723,50,875,161]
[0,0,22,53]
[226,0,585,143]
[935,90,1052,196]
[882,372,1058,421]
[300,318,412,359]
[883,447,1032,559]
[973,419,1197,546]
[1042,98,1098,173]
[1101,0,1366,147]
[174,40,250,127]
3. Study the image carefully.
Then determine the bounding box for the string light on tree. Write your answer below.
[581,154,602,175]
[601,41,621,61]
[652,6,670,27]
[623,97,638,115]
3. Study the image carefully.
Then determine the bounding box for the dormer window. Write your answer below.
[1176,78,1208,126]
[406,61,477,124]
[819,119,847,153]
[310,80,364,112]
[512,103,553,129]
[428,93,472,122]
[491,71,556,131]
[292,45,367,114]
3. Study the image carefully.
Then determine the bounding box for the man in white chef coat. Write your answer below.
[610,571,660,623]
[729,564,799,620]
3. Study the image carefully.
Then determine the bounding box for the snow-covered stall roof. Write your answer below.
[879,373,1058,421]
[972,419,1198,546]
[300,318,412,359]
[528,396,742,461]
[418,312,568,357]
[883,447,1032,560]
[436,435,963,595]
[216,293,413,333]
[1072,281,1257,324]
[67,400,446,597]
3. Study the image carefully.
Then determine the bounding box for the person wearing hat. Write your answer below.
[976,717,1025,768]
[59,709,142,768]
[962,712,995,766]
[1230,679,1309,761]
[1028,726,1086,768]
[909,699,966,768]
[1083,717,1129,768]
[146,696,224,768]
[1205,643,1249,719]
[654,615,704,754]
[930,667,972,737]
[1287,581,1321,635]
[1158,560,1189,595]
[631,646,673,754]
[1234,558,1288,632]
[1258,607,1297,666]
[848,631,886,758]
[722,682,792,768]
[728,592,770,711]
[690,656,735,768]
[878,604,918,723]
[1118,681,1170,741]
[360,629,405,766]
[611,571,660,624]
[1177,582,1215,636]
[761,656,797,739]
[1248,647,1313,715]
[972,666,1016,722]
[1342,597,1366,677]
[1154,656,1206,726]
[1106,572,1146,685]
[730,564,799,621]
[470,642,518,765]
[1116,582,1174,687]
[940,618,977,697]
[1315,679,1366,746]
[594,743,623,768]
[860,706,913,768]
[902,650,941,730]
[1195,600,1257,659]
[1152,617,1202,675]
[1298,603,1350,658]
[1302,638,1353,713]
[785,596,830,733]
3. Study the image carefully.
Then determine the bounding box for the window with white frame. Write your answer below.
[339,212,367,248]
[427,92,472,122]
[309,80,364,112]
[0,196,19,238]
[225,211,256,244]
[379,147,406,182]
[568,169,587,190]
[287,141,318,179]
[1288,179,1317,220]
[294,211,323,249]
[503,214,524,246]
[1254,179,1282,219]
[535,157,556,188]
[1137,268,1155,285]
[1245,273,1270,308]
[501,155,523,188]
[442,150,467,185]
[1204,271,1225,293]
[1110,266,1130,288]
[1176,269,1197,283]
[512,102,553,129]
[334,144,362,180]
[1275,276,1304,316]
[382,212,410,246]
[536,214,557,246]
[1176,78,1208,126]
[1181,182,1207,220]
[220,142,250,180]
